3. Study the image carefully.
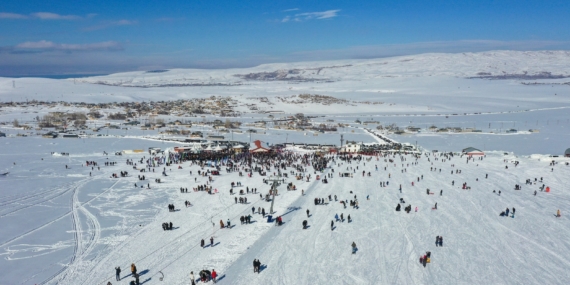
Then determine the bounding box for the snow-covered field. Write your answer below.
[1,51,570,284]
[1,136,569,285]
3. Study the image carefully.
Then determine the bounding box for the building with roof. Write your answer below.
[250,140,270,152]
[462,147,484,155]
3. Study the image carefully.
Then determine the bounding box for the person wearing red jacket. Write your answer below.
[211,269,217,283]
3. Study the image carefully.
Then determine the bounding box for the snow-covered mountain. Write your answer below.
[74,50,570,87]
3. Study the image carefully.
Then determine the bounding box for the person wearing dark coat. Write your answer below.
[331,220,334,230]
[302,220,308,229]
[201,239,205,248]
[115,266,121,281]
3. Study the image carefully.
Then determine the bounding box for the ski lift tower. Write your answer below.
[267,175,285,214]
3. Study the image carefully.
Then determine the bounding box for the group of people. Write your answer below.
[499,207,515,217]
[253,259,262,273]
[435,236,443,247]
[162,222,173,230]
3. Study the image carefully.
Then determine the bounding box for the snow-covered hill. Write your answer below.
[74,50,570,87]
[0,50,569,115]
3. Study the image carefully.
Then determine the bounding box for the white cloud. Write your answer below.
[282,9,340,22]
[0,12,89,20]
[31,12,81,20]
[83,20,137,31]
[282,8,299,12]
[14,40,123,52]
[296,10,340,20]
[0,12,29,19]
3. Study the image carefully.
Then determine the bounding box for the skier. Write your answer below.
[351,241,357,254]
[115,266,121,281]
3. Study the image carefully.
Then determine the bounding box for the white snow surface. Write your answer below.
[1,51,570,284]
[0,136,569,284]
[1,50,570,115]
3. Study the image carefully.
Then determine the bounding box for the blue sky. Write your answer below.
[1,0,569,76]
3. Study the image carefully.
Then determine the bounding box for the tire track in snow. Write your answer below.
[0,178,93,248]
[0,181,83,218]
[47,180,115,284]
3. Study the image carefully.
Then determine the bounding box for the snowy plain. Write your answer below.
[1,51,570,284]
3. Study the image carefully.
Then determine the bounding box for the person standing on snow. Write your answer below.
[130,263,137,276]
[210,236,214,246]
[190,271,196,285]
[306,209,310,217]
[115,266,121,281]
[201,239,205,248]
[351,242,357,254]
[331,220,334,230]
[211,269,217,283]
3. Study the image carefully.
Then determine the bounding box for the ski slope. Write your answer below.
[1,136,569,284]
